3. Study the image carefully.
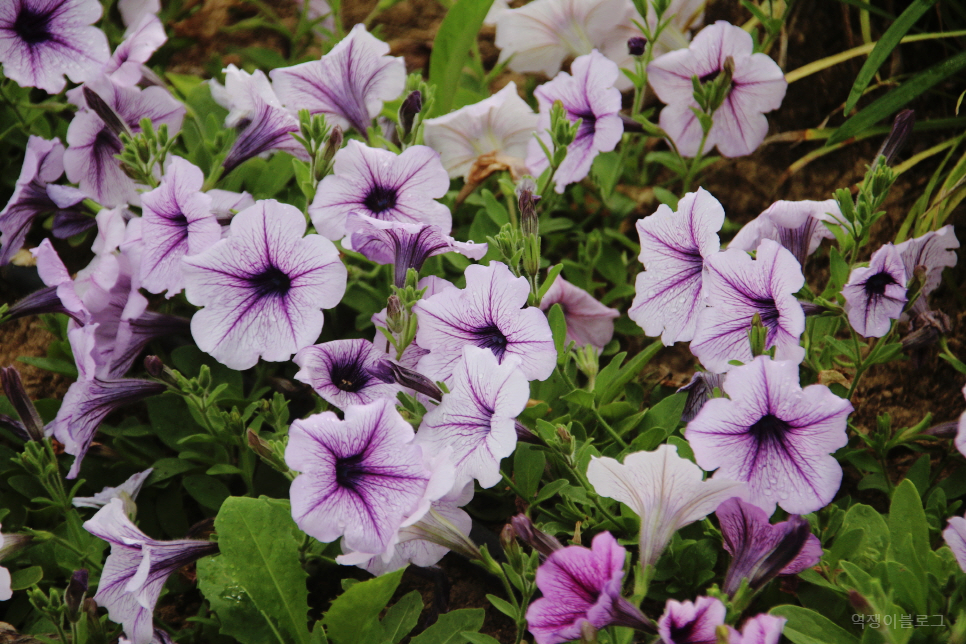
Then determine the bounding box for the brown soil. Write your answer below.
[0,317,68,401]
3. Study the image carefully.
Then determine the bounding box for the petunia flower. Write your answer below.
[539,274,619,351]
[271,24,406,135]
[685,355,853,515]
[48,184,93,238]
[84,498,218,644]
[944,514,966,573]
[690,239,806,373]
[526,50,623,193]
[842,243,906,338]
[293,338,402,410]
[117,0,158,28]
[0,529,12,601]
[894,225,959,314]
[648,21,787,157]
[955,385,966,459]
[414,261,557,384]
[298,0,335,37]
[346,213,486,288]
[716,496,822,596]
[678,371,723,423]
[309,140,452,241]
[658,595,726,644]
[629,188,724,345]
[0,0,110,94]
[73,468,153,509]
[182,199,347,371]
[103,14,166,88]
[285,399,454,556]
[423,82,538,181]
[729,199,843,267]
[416,345,529,489]
[526,531,653,644]
[587,444,745,566]
[138,156,220,297]
[726,614,786,644]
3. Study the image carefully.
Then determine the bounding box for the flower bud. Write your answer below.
[0,367,45,441]
[510,514,564,557]
[399,90,423,138]
[387,294,405,334]
[322,126,343,167]
[84,87,131,138]
[516,177,540,238]
[579,621,598,644]
[877,109,915,167]
[65,569,88,621]
[144,355,164,378]
[627,36,647,56]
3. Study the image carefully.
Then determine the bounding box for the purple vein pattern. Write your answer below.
[729,199,842,267]
[658,596,726,644]
[842,243,906,338]
[539,274,619,351]
[103,14,166,87]
[894,225,960,315]
[944,515,966,573]
[293,338,402,410]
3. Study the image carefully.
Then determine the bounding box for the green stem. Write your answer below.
[0,81,28,130]
[560,369,628,448]
[682,126,710,193]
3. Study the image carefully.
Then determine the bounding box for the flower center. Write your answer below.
[364,184,398,215]
[751,297,780,329]
[864,271,898,296]
[335,452,367,490]
[472,324,509,360]
[329,357,370,393]
[669,619,711,644]
[573,111,597,137]
[748,413,792,445]
[14,5,52,46]
[248,265,291,298]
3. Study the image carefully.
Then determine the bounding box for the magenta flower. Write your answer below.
[658,596,726,644]
[285,399,454,556]
[729,199,842,267]
[310,141,452,241]
[271,24,406,135]
[527,50,623,193]
[842,243,907,338]
[944,515,966,573]
[526,531,652,644]
[293,338,402,410]
[103,14,166,87]
[182,199,347,370]
[539,275,619,351]
[690,239,806,373]
[716,496,822,596]
[139,156,220,298]
[629,188,724,345]
[648,21,787,157]
[84,499,218,644]
[0,0,109,94]
[894,225,959,314]
[686,356,853,515]
[414,262,557,384]
[346,213,486,288]
[416,346,529,489]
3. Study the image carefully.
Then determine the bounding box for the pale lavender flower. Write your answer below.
[310,141,452,241]
[138,156,220,298]
[103,14,166,87]
[182,199,347,371]
[726,614,786,644]
[526,531,653,644]
[956,385,966,459]
[686,356,853,515]
[84,499,218,644]
[286,399,454,556]
[414,262,557,384]
[416,346,529,489]
[300,0,335,36]
[423,82,538,181]
[587,444,745,566]
[716,496,821,596]
[0,0,109,94]
[271,24,406,135]
[117,0,158,28]
[73,468,153,509]
[690,239,806,373]
[729,199,843,267]
[842,243,906,338]
[629,188,724,345]
[658,596,726,644]
[648,21,787,157]
[944,515,966,573]
[293,338,402,410]
[539,275,619,351]
[208,189,254,224]
[0,529,12,601]
[894,225,959,314]
[48,184,93,238]
[527,50,623,193]
[347,213,486,288]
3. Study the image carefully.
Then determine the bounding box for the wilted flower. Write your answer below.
[842,243,906,338]
[729,199,843,267]
[686,356,853,515]
[894,225,959,314]
[539,275,619,351]
[293,339,402,410]
[658,596,726,644]
[73,468,153,509]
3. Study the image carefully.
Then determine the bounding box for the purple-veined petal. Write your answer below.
[294,338,402,410]
[842,243,906,338]
[658,595,726,644]
[539,274,619,351]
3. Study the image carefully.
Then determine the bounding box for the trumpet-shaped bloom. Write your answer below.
[310,141,451,241]
[416,346,529,489]
[103,14,166,87]
[293,339,402,410]
[894,225,959,314]
[726,614,786,644]
[716,496,821,596]
[648,21,786,157]
[139,157,220,297]
[84,499,218,644]
[526,532,652,644]
[423,82,538,181]
[658,596,726,644]
[842,244,906,338]
[286,399,453,556]
[183,200,347,370]
[271,24,405,135]
[944,515,966,573]
[346,214,486,288]
[686,356,853,515]
[527,50,623,193]
[539,275,619,351]
[587,444,744,565]
[414,262,557,384]
[73,468,153,509]
[690,239,805,373]
[629,188,724,345]
[729,199,842,267]
[0,0,109,94]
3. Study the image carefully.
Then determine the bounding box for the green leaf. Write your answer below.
[461,634,502,644]
[829,50,966,145]
[428,0,495,116]
[562,389,596,410]
[485,593,517,618]
[840,504,890,569]
[597,340,663,406]
[844,0,937,114]
[9,566,43,590]
[199,496,311,644]
[380,590,423,644]
[17,356,77,378]
[641,392,687,433]
[548,303,568,359]
[829,247,849,291]
[183,474,230,511]
[825,528,864,573]
[323,568,407,644]
[513,444,546,500]
[769,605,860,644]
[410,608,485,644]
[887,479,929,591]
[532,479,568,505]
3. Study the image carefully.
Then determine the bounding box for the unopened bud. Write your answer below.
[387,294,405,333]
[556,425,574,452]
[627,36,647,56]
[399,90,423,137]
[516,178,540,238]
[65,569,88,620]
[500,523,517,551]
[368,359,444,402]
[511,514,564,557]
[322,126,343,166]
[84,87,131,138]
[0,367,45,441]
[579,621,598,643]
[877,109,915,167]
[144,355,164,378]
[247,429,273,459]
[849,589,871,613]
